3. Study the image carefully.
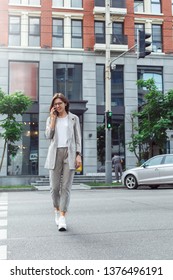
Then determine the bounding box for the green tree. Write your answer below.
[0,89,32,171]
[128,79,173,163]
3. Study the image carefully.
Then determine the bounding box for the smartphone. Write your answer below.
[53,107,58,116]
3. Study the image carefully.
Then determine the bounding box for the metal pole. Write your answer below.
[105,0,112,183]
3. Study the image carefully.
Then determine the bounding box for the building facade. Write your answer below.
[0,0,173,181]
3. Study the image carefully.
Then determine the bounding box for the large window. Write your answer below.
[9,61,39,101]
[52,19,64,48]
[151,0,161,14]
[96,64,124,106]
[137,66,163,105]
[95,21,105,43]
[9,16,21,46]
[8,61,39,176]
[111,65,124,106]
[134,0,144,13]
[71,20,82,48]
[28,17,40,47]
[152,24,162,52]
[53,63,82,100]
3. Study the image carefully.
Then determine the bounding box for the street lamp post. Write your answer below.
[105,0,112,183]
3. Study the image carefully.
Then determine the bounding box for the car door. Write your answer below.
[137,155,164,185]
[158,155,173,184]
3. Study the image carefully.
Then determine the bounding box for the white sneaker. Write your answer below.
[55,210,59,226]
[58,216,67,231]
[113,180,117,183]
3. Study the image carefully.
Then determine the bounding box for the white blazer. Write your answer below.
[44,112,81,170]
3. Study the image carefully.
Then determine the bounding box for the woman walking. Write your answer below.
[44,93,82,231]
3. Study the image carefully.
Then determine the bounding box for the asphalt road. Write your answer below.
[1,187,173,260]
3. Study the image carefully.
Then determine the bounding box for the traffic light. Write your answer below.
[138,30,151,58]
[106,111,112,129]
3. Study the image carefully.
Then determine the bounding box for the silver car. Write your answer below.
[122,154,173,189]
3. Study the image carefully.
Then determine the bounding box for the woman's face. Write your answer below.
[53,98,66,114]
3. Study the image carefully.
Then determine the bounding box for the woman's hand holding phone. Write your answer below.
[50,107,57,119]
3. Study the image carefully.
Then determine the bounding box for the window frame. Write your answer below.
[8,15,21,46]
[28,17,40,47]
[134,0,144,13]
[71,0,82,8]
[95,21,105,44]
[152,24,162,53]
[151,0,161,14]
[52,18,64,48]
[71,19,83,48]
[137,66,163,106]
[53,63,82,101]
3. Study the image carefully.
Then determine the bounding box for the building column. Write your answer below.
[21,12,28,47]
[64,16,71,48]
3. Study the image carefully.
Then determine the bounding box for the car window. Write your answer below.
[164,155,173,164]
[147,156,163,166]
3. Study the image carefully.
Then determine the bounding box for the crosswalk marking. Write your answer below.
[0,193,8,260]
[0,220,7,226]
[0,211,7,218]
[0,245,7,260]
[0,205,8,211]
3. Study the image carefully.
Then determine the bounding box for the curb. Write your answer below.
[0,187,37,192]
[0,184,125,192]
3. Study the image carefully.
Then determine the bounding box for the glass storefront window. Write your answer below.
[137,66,163,105]
[111,65,124,106]
[53,63,82,100]
[7,114,39,175]
[9,61,39,176]
[96,64,124,106]
[96,64,105,106]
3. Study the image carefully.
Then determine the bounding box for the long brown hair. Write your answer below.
[49,93,69,114]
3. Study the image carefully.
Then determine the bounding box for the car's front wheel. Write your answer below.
[124,174,138,189]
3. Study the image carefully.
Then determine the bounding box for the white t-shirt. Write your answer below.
[56,115,68,147]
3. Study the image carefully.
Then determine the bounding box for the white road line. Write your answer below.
[0,206,8,211]
[0,211,7,218]
[0,220,7,227]
[0,202,8,205]
[0,193,8,260]
[0,245,7,260]
[0,229,7,240]
[0,193,8,200]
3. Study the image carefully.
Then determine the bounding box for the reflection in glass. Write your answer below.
[7,114,39,175]
[53,63,82,100]
[137,67,163,105]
